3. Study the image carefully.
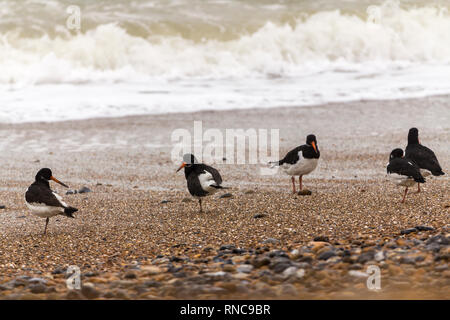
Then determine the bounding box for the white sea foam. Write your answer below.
[1,0,450,123]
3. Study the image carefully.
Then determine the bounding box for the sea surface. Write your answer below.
[1,0,450,123]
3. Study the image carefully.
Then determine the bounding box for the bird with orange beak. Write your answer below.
[176,154,225,212]
[25,168,78,234]
[270,134,320,194]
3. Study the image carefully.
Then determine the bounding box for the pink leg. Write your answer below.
[44,218,49,235]
[401,187,408,203]
[417,183,421,193]
[291,177,296,194]
[299,175,303,191]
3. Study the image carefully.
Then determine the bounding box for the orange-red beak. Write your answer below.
[176,162,187,173]
[311,141,318,154]
[50,176,69,188]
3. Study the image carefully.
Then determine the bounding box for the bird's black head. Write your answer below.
[35,168,52,181]
[390,148,404,160]
[35,168,69,188]
[306,134,319,154]
[408,127,419,145]
[176,153,199,173]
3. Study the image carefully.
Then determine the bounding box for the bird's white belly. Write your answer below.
[25,202,63,218]
[282,158,318,176]
[388,173,416,187]
[198,172,219,194]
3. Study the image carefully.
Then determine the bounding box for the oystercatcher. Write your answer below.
[405,127,445,192]
[176,154,225,212]
[270,134,320,194]
[387,148,425,203]
[25,168,78,234]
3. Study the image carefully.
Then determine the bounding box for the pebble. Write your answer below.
[78,187,92,194]
[205,271,227,278]
[296,269,306,278]
[81,285,101,300]
[219,193,233,199]
[252,257,271,268]
[282,266,298,278]
[401,228,418,235]
[280,284,298,296]
[29,283,47,294]
[297,190,312,196]
[253,213,267,219]
[66,290,84,300]
[357,252,375,264]
[318,251,336,260]
[263,238,279,244]
[427,235,450,245]
[348,270,368,278]
[236,265,253,274]
[374,251,385,261]
[314,236,330,242]
[415,226,434,231]
[124,271,137,279]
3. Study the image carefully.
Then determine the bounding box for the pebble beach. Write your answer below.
[0,96,449,300]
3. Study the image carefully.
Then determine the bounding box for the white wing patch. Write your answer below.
[53,192,68,207]
[198,171,219,194]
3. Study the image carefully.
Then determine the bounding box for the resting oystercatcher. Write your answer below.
[176,154,225,212]
[25,168,78,234]
[270,134,320,194]
[405,127,445,192]
[387,148,426,203]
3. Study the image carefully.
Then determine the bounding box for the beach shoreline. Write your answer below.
[0,96,449,299]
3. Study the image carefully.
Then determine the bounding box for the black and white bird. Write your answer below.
[387,148,425,203]
[270,134,320,194]
[25,168,78,234]
[405,127,445,192]
[176,154,225,212]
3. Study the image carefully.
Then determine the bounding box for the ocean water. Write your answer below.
[1,0,450,123]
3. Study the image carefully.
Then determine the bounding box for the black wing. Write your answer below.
[25,184,65,208]
[187,174,208,197]
[200,164,223,185]
[405,144,444,175]
[387,158,425,183]
[278,146,304,165]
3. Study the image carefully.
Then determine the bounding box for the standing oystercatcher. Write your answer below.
[405,127,445,192]
[270,134,320,194]
[176,154,225,212]
[25,168,78,234]
[387,148,426,203]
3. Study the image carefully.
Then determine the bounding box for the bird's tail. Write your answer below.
[211,185,230,189]
[63,207,78,218]
[414,176,426,183]
[432,170,445,176]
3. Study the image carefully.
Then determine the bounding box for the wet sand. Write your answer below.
[0,96,449,299]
